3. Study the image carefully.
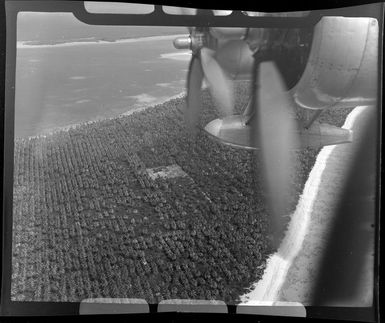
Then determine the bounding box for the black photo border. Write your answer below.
[0,0,383,321]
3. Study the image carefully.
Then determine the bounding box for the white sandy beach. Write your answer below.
[239,105,374,307]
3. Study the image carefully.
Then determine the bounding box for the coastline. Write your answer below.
[11,85,275,302]
[11,82,355,302]
[17,34,188,49]
[20,91,187,141]
[239,105,373,306]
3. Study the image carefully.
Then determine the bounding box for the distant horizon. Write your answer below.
[15,12,190,138]
[17,33,188,48]
[17,12,186,43]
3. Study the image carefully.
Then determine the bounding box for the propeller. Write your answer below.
[178,7,299,248]
[252,57,300,248]
[200,47,234,117]
[176,8,234,135]
[185,54,204,135]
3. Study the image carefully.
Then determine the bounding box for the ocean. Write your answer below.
[15,13,191,138]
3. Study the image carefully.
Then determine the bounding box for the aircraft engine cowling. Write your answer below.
[209,27,248,40]
[173,31,255,81]
[214,39,254,81]
[210,27,312,86]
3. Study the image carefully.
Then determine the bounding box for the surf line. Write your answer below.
[17,34,187,49]
[239,105,370,304]
[25,91,187,140]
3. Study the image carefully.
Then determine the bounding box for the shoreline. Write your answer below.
[11,81,355,302]
[11,84,275,302]
[17,34,188,49]
[239,105,373,306]
[19,91,187,141]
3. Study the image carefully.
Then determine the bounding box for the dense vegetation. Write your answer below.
[12,83,352,303]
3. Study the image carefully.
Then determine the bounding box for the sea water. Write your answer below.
[15,13,190,138]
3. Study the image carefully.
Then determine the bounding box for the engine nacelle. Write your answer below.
[209,27,248,40]
[204,116,353,150]
[173,33,255,81]
[214,39,254,80]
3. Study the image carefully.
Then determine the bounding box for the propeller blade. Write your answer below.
[200,47,234,118]
[255,61,299,246]
[185,54,204,135]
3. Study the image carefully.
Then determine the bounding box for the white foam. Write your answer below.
[160,51,192,61]
[122,91,186,112]
[156,83,173,88]
[69,76,87,80]
[128,93,158,104]
[75,99,92,104]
